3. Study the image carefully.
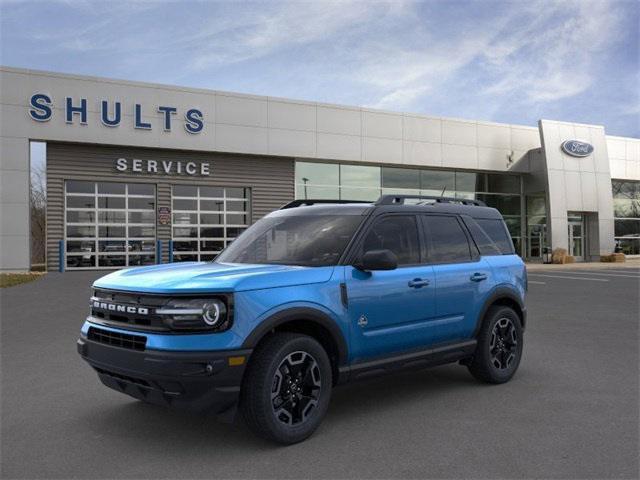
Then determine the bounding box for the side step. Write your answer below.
[338,340,477,383]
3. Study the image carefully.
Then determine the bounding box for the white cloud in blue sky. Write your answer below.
[1,0,638,136]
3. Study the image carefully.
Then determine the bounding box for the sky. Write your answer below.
[1,0,639,138]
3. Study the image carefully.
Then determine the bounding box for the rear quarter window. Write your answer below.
[475,218,515,254]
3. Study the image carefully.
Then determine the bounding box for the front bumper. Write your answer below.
[77,336,251,416]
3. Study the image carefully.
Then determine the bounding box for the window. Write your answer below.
[216,215,362,266]
[340,165,381,201]
[382,167,421,190]
[361,216,420,265]
[294,162,523,255]
[295,162,340,200]
[420,170,455,196]
[64,181,156,269]
[476,218,514,254]
[487,174,520,194]
[612,180,640,256]
[463,218,501,256]
[171,186,250,262]
[455,172,484,194]
[424,216,472,263]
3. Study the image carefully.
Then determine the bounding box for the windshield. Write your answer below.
[216,214,363,266]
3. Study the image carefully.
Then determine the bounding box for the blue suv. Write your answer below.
[78,195,527,444]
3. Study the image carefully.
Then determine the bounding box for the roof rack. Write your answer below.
[280,199,372,209]
[375,194,486,207]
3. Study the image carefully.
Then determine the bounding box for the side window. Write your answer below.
[361,215,420,265]
[424,215,472,263]
[463,217,502,256]
[476,218,515,254]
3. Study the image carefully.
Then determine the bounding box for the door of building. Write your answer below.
[567,213,585,261]
[527,224,546,260]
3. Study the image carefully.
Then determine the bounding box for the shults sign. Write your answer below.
[28,93,204,133]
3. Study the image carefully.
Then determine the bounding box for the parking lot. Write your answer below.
[1,265,638,479]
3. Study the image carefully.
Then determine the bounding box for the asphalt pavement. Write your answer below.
[1,267,638,479]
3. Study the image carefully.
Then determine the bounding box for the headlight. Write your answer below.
[156,298,230,331]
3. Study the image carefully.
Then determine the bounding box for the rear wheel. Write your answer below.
[468,306,523,384]
[240,332,332,444]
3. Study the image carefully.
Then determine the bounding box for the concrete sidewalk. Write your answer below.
[525,258,640,271]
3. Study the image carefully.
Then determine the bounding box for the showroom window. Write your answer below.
[612,180,640,255]
[171,186,250,262]
[295,162,523,254]
[65,181,156,269]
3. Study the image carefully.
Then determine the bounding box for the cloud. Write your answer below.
[187,1,410,71]
[1,0,637,136]
[481,0,623,103]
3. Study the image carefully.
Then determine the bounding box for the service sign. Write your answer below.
[561,140,594,157]
[115,158,210,176]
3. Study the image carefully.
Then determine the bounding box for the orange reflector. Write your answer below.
[228,356,245,366]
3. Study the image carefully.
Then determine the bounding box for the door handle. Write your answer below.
[408,278,430,288]
[470,272,488,282]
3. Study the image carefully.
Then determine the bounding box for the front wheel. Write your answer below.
[467,306,523,384]
[240,333,332,444]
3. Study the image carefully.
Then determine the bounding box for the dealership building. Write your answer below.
[1,66,639,272]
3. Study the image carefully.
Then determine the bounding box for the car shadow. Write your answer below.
[79,364,483,450]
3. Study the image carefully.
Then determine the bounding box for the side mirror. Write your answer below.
[357,249,398,271]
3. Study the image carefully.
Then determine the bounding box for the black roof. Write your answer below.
[276,195,503,220]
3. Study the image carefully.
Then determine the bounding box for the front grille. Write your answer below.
[89,289,234,333]
[90,290,170,331]
[88,327,147,351]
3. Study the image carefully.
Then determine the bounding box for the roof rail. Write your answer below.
[280,199,372,209]
[375,194,486,207]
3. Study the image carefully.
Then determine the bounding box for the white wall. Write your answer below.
[539,119,616,256]
[0,66,542,171]
[606,136,640,180]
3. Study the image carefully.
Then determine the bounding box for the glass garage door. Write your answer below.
[172,186,250,262]
[65,181,156,269]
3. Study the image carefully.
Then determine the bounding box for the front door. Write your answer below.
[345,215,436,362]
[567,213,585,261]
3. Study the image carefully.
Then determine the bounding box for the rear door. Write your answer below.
[345,214,436,362]
[421,214,493,343]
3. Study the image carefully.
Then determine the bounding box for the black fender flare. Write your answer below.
[473,286,527,337]
[241,307,349,366]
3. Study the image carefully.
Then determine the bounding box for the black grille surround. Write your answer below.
[89,289,234,334]
[88,326,147,351]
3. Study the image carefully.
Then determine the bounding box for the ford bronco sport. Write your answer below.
[78,195,527,444]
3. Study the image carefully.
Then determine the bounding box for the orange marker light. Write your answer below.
[228,356,245,366]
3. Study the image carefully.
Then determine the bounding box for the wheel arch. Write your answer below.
[241,307,348,385]
[474,287,526,337]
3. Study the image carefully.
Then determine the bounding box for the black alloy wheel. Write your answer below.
[241,332,332,444]
[271,351,322,426]
[489,317,518,370]
[467,305,523,384]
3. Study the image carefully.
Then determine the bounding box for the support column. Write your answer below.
[0,136,30,271]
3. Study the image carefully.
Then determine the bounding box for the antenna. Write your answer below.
[440,185,446,197]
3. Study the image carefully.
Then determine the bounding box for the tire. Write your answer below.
[467,306,523,384]
[240,332,332,444]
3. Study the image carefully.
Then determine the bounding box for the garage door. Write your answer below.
[64,180,156,269]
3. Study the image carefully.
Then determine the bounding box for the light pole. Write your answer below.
[302,177,309,199]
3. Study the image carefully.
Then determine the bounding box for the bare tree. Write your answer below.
[30,163,46,269]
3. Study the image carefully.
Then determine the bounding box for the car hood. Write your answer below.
[92,262,335,294]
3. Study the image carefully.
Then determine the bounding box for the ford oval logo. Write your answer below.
[561,140,594,157]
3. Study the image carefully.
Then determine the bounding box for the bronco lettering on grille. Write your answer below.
[92,301,149,315]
